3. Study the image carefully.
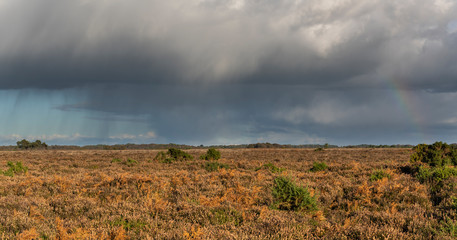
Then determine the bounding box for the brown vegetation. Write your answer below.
[0,148,455,239]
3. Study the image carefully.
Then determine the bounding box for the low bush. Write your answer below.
[168,148,193,161]
[200,148,221,160]
[1,161,28,177]
[410,142,457,167]
[416,166,432,183]
[155,148,193,163]
[272,176,318,211]
[204,162,229,172]
[310,162,328,172]
[415,166,457,184]
[369,169,391,181]
[432,167,457,183]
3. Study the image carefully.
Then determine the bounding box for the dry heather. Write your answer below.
[0,148,455,239]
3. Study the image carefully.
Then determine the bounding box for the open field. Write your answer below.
[1,148,456,239]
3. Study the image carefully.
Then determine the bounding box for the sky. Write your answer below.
[1,0,457,146]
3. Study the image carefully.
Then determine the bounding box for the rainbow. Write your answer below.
[387,78,428,143]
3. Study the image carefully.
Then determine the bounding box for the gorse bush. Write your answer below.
[200,148,221,160]
[204,162,229,172]
[410,142,457,184]
[255,163,285,173]
[310,162,328,172]
[168,148,193,161]
[410,142,457,167]
[369,170,391,182]
[1,161,28,177]
[155,148,193,163]
[411,142,457,208]
[416,166,432,183]
[431,167,457,183]
[272,176,318,211]
[416,166,457,184]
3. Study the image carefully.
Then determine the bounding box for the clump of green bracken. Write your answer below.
[272,176,318,211]
[1,161,28,177]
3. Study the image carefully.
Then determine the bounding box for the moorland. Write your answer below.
[1,146,457,239]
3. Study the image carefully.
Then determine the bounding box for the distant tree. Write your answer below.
[17,139,47,150]
[16,139,31,149]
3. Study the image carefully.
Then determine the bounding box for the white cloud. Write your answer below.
[110,131,157,140]
[108,134,137,140]
[440,117,457,126]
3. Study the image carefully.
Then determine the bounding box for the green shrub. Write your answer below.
[314,147,324,152]
[167,148,193,161]
[416,166,433,183]
[255,163,285,173]
[415,166,457,183]
[1,161,28,177]
[200,148,221,160]
[310,162,328,172]
[369,170,391,182]
[432,167,457,182]
[272,176,318,211]
[204,161,229,172]
[411,142,457,167]
[155,148,193,163]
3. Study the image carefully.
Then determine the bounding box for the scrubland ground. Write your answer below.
[0,148,455,239]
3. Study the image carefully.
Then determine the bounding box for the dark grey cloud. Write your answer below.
[1,0,456,89]
[1,0,457,144]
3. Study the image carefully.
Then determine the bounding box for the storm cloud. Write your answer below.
[1,0,457,145]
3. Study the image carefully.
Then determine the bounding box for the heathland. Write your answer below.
[1,147,457,239]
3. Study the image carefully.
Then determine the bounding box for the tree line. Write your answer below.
[16,139,48,150]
